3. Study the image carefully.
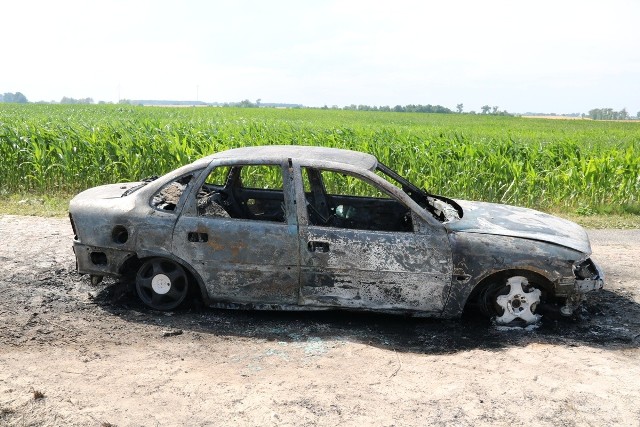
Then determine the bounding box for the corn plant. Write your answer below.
[1,104,638,214]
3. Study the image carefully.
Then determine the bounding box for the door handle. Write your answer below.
[307,240,330,253]
[188,232,209,243]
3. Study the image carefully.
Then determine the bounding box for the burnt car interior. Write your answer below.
[194,164,414,232]
[197,165,286,222]
[150,161,461,230]
[151,174,194,211]
[302,167,413,232]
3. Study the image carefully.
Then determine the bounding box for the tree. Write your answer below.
[456,103,464,113]
[61,96,93,104]
[492,106,499,114]
[1,92,28,103]
[237,99,255,108]
[588,107,630,120]
[481,105,491,114]
[619,108,628,120]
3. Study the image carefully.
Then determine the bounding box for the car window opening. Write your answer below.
[197,165,286,223]
[303,167,413,232]
[151,174,193,211]
[376,162,462,222]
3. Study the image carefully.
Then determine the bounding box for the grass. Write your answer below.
[0,192,73,217]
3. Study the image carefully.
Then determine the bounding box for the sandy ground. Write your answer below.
[0,215,639,426]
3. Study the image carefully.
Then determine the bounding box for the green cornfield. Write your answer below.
[1,104,639,214]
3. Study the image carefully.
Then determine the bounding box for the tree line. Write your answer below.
[320,103,512,115]
[587,108,638,120]
[3,91,638,119]
[0,93,93,104]
[226,99,514,115]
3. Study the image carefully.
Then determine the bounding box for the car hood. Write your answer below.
[445,200,591,254]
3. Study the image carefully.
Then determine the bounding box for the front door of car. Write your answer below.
[172,162,300,305]
[297,167,452,313]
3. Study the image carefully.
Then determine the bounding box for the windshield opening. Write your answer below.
[376,162,463,222]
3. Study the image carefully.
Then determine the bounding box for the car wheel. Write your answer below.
[135,258,189,310]
[480,275,542,325]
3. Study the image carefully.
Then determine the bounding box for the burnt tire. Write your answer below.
[135,258,189,311]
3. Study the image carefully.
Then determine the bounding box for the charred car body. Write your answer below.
[69,146,604,325]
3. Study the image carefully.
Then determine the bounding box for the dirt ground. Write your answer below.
[1,215,639,427]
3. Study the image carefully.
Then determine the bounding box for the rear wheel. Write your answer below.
[478,275,543,325]
[135,258,189,310]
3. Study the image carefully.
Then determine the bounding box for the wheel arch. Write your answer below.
[118,253,209,305]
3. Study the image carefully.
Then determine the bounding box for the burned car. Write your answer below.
[69,145,604,325]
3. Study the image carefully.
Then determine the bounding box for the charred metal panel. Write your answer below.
[208,146,379,172]
[441,231,587,318]
[134,211,180,256]
[69,186,138,248]
[301,270,447,311]
[73,242,136,276]
[447,200,592,253]
[172,216,300,305]
[69,170,198,259]
[298,220,452,313]
[203,266,299,304]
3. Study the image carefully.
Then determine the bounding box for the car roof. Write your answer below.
[198,145,378,171]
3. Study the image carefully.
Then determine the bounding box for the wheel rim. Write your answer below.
[494,276,541,325]
[136,258,188,310]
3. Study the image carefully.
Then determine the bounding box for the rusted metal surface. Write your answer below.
[69,145,605,323]
[447,200,592,253]
[174,217,300,304]
[298,221,451,313]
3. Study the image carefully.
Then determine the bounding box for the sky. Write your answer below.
[2,0,639,114]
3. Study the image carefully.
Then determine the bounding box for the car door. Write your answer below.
[172,160,300,305]
[296,166,452,314]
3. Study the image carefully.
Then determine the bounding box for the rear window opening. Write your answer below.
[152,174,194,211]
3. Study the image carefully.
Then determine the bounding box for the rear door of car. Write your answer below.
[172,160,300,305]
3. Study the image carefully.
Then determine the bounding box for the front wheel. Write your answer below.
[135,258,189,310]
[479,275,543,325]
